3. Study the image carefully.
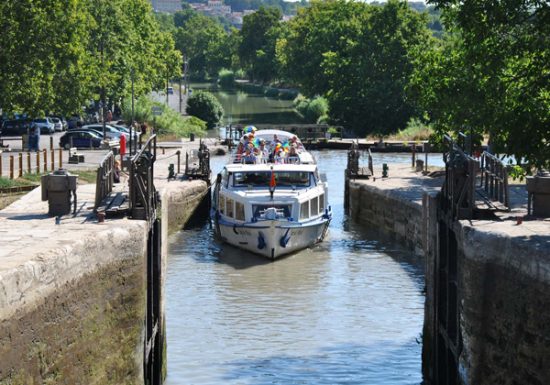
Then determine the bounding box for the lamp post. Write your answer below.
[179,54,183,114]
[130,68,134,156]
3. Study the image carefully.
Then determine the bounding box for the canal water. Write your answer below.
[189,82,302,125]
[165,151,435,385]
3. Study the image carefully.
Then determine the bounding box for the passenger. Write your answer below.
[288,145,299,164]
[242,148,256,164]
[113,160,121,183]
[258,140,269,162]
[274,149,286,164]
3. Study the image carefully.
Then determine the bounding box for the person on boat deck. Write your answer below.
[274,149,286,164]
[288,144,299,163]
[242,148,257,164]
[258,140,269,161]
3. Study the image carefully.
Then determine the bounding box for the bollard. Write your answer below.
[50,149,54,171]
[162,147,165,155]
[43,149,47,173]
[50,136,53,150]
[36,151,40,174]
[177,150,181,174]
[382,163,389,178]
[58,148,63,168]
[411,143,416,167]
[9,155,14,179]
[0,155,2,177]
[18,153,23,177]
[27,152,31,174]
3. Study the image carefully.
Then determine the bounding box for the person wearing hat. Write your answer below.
[258,139,269,161]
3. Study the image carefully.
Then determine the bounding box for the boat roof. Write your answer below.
[240,129,299,143]
[224,163,317,173]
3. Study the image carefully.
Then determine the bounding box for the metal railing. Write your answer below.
[184,140,211,182]
[93,151,115,211]
[479,151,509,209]
[441,134,477,220]
[129,134,157,221]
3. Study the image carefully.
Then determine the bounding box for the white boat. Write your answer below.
[212,129,332,259]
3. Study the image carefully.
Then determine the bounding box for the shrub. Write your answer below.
[122,96,207,137]
[186,91,224,129]
[218,69,235,88]
[293,95,329,123]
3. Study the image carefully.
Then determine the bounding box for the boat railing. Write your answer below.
[229,151,301,165]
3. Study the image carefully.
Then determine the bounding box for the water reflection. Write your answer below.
[165,151,425,385]
[191,82,301,125]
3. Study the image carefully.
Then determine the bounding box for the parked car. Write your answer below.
[111,124,140,141]
[59,130,110,149]
[79,124,128,141]
[32,118,55,134]
[50,115,68,131]
[1,119,31,136]
[167,86,174,94]
[68,115,84,130]
[48,117,63,132]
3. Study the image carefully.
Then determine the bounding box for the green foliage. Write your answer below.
[280,0,433,136]
[121,95,206,137]
[0,0,182,118]
[186,91,224,129]
[293,95,329,124]
[218,69,236,88]
[238,6,283,82]
[393,118,433,141]
[173,12,235,79]
[413,0,550,170]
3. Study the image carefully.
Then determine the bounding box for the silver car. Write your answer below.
[32,118,55,134]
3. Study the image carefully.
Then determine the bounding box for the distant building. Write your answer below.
[151,0,181,13]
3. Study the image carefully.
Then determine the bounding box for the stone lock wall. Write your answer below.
[348,178,550,385]
[457,224,550,385]
[348,181,425,255]
[0,223,148,385]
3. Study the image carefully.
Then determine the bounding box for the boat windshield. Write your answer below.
[233,171,311,188]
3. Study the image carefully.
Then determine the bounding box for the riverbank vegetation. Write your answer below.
[164,0,547,171]
[0,0,182,119]
[1,0,546,170]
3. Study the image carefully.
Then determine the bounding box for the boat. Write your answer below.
[212,128,332,259]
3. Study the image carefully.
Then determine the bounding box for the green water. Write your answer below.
[190,82,302,125]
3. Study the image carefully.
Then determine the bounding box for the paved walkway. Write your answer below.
[355,163,550,241]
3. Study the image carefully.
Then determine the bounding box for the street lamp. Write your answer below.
[179,54,183,114]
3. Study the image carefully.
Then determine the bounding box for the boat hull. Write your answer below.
[216,217,330,259]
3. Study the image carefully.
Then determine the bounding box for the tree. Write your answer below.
[186,90,224,129]
[238,6,282,82]
[277,0,367,96]
[415,0,550,170]
[174,13,229,79]
[280,0,433,136]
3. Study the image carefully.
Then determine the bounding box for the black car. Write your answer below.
[59,130,104,149]
[0,119,31,136]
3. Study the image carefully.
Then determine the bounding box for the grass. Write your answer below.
[0,168,98,209]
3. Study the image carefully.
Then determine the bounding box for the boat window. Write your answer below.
[300,201,309,220]
[311,196,319,216]
[319,194,325,212]
[219,195,226,215]
[226,198,234,218]
[252,204,291,218]
[233,171,311,188]
[235,201,245,221]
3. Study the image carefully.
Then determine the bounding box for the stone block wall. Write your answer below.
[348,181,425,255]
[457,224,550,385]
[0,223,148,385]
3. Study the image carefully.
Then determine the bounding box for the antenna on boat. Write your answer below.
[269,165,276,200]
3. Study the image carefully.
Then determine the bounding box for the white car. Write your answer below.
[48,117,63,132]
[32,118,55,134]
